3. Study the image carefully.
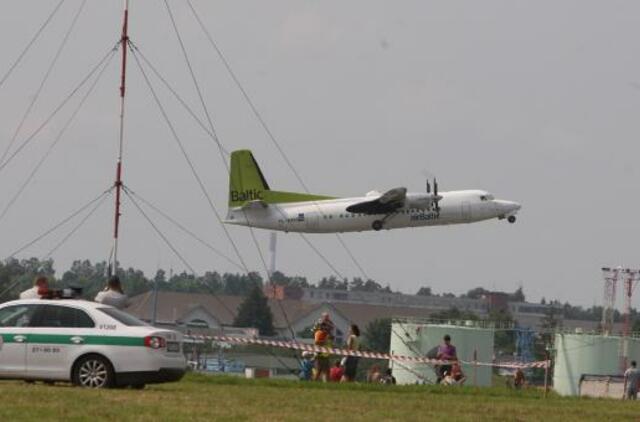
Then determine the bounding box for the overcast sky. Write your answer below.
[1,1,639,307]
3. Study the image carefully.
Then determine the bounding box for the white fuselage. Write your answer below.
[225,190,520,233]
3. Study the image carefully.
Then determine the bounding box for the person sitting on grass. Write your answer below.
[442,361,466,385]
[514,368,526,390]
[329,360,344,382]
[367,365,382,383]
[436,334,457,383]
[299,352,314,381]
[379,368,396,385]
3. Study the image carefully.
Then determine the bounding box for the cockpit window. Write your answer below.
[480,194,495,201]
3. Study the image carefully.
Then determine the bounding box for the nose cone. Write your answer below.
[510,201,522,212]
[495,200,521,214]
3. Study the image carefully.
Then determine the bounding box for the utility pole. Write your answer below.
[269,232,277,277]
[601,267,620,335]
[111,0,130,275]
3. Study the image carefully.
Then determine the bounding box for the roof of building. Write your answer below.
[126,291,323,328]
[125,291,436,330]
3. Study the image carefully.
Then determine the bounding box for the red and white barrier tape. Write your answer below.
[184,335,549,369]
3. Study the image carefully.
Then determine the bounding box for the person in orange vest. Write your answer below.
[313,324,332,382]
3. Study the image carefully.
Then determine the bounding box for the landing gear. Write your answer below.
[507,215,516,224]
[372,220,384,231]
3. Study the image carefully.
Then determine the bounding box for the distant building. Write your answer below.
[125,289,612,341]
[484,292,510,312]
[263,283,285,300]
[126,291,441,343]
[301,288,489,316]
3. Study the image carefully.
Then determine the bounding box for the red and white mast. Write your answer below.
[112,0,129,275]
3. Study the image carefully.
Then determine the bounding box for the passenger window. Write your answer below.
[0,305,37,327]
[32,305,95,328]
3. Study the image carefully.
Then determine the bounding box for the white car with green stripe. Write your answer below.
[0,299,186,388]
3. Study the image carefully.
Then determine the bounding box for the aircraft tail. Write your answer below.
[228,150,335,207]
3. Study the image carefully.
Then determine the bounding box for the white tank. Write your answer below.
[553,333,640,396]
[389,319,494,386]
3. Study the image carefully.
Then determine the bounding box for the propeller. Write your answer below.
[433,178,440,212]
[422,170,441,212]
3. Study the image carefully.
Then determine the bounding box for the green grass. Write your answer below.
[0,373,636,421]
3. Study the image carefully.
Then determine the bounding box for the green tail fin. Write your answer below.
[228,150,336,207]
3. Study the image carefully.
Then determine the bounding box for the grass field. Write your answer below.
[0,373,637,421]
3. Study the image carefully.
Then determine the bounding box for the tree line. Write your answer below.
[1,258,634,327]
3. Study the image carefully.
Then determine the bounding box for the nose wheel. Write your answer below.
[372,220,384,231]
[507,215,516,224]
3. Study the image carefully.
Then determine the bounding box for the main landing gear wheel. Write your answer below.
[507,215,516,224]
[372,220,384,231]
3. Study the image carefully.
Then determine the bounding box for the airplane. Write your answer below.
[224,150,521,233]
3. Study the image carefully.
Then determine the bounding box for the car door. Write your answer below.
[27,304,96,380]
[0,304,38,378]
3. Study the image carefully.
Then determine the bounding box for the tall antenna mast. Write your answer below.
[112,0,129,275]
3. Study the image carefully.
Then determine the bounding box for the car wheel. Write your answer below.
[73,354,114,389]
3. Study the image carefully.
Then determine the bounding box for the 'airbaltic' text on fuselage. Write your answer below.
[410,212,439,221]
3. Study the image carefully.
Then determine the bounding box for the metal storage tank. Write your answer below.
[389,318,494,386]
[553,333,640,396]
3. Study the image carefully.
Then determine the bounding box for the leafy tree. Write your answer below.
[534,306,562,359]
[416,287,432,296]
[0,258,57,301]
[222,272,263,295]
[270,271,309,299]
[201,271,223,293]
[463,287,491,299]
[61,260,107,299]
[363,318,391,352]
[317,276,348,290]
[509,287,525,302]
[233,285,275,336]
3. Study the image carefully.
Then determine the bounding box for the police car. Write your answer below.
[0,296,186,388]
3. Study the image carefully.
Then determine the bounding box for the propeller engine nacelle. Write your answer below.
[405,193,436,210]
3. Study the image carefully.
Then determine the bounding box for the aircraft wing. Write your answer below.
[345,187,407,214]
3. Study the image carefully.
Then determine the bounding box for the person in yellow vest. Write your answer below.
[313,326,332,382]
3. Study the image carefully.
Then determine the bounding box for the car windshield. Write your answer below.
[97,307,148,326]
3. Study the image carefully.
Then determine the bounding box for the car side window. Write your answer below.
[31,305,95,328]
[0,305,38,327]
